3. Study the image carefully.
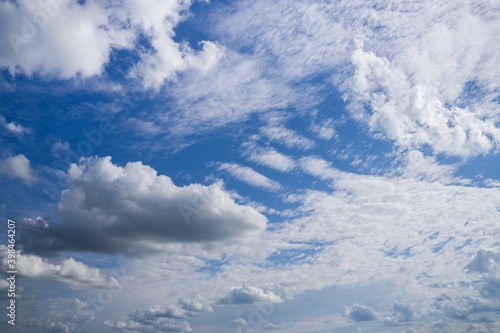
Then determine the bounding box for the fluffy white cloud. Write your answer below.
[214,0,500,158]
[21,156,267,255]
[0,154,36,185]
[349,45,500,157]
[130,295,213,320]
[104,317,192,332]
[124,0,224,89]
[0,115,31,135]
[0,245,118,290]
[217,162,282,192]
[0,0,222,88]
[0,0,134,78]
[218,286,282,304]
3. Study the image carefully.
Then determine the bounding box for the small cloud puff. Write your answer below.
[218,285,282,304]
[0,154,36,185]
[343,303,378,322]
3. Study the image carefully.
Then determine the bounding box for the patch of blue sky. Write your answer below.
[266,244,327,267]
[196,255,229,276]
[432,237,455,253]
[455,153,500,186]
[384,246,414,259]
[171,1,213,52]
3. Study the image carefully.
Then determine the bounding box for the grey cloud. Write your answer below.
[343,303,378,322]
[466,250,500,274]
[384,303,416,326]
[20,156,267,256]
[106,296,212,333]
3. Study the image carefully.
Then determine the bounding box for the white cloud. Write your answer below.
[129,295,213,321]
[162,51,307,139]
[299,156,340,181]
[218,286,282,304]
[214,0,500,158]
[217,162,282,192]
[211,0,352,81]
[0,245,118,290]
[310,121,336,141]
[0,0,134,78]
[21,156,267,255]
[104,317,192,332]
[0,154,36,185]
[50,139,70,158]
[241,141,296,173]
[391,150,467,185]
[0,115,31,135]
[260,124,315,151]
[0,0,222,88]
[348,45,500,157]
[125,0,224,89]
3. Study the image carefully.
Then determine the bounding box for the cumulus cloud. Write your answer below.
[0,0,133,78]
[343,303,378,322]
[466,250,500,274]
[104,318,192,332]
[0,245,118,290]
[214,0,500,158]
[0,115,31,135]
[384,303,416,326]
[218,286,282,304]
[130,295,213,321]
[466,250,500,304]
[104,295,211,333]
[124,0,224,89]
[0,154,36,185]
[217,162,282,192]
[0,0,221,88]
[21,156,267,255]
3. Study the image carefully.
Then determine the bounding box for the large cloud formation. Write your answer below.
[0,0,221,88]
[214,0,500,157]
[21,156,267,255]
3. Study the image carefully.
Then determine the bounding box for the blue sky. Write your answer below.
[1,0,500,332]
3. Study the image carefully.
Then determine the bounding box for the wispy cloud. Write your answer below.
[0,115,31,136]
[218,162,283,192]
[241,140,296,173]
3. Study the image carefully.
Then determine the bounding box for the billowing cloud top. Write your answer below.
[21,156,267,255]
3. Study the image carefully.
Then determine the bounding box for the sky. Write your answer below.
[1,0,500,332]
